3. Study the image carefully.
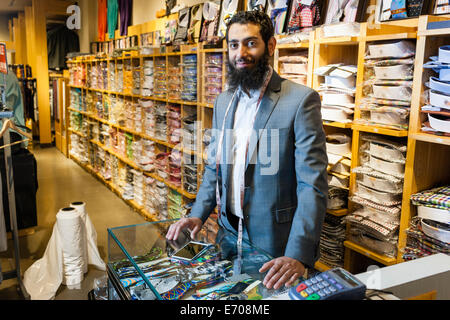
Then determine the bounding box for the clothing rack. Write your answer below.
[0,74,30,299]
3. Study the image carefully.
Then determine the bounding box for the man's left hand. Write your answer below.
[259,256,306,290]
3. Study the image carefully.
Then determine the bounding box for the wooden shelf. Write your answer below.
[70,154,159,223]
[277,42,309,49]
[323,121,353,129]
[316,36,358,45]
[344,241,397,266]
[364,32,417,42]
[418,28,450,37]
[314,260,333,272]
[351,124,409,137]
[410,132,450,146]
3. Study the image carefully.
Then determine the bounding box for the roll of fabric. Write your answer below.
[70,201,106,272]
[56,207,85,286]
[23,203,106,300]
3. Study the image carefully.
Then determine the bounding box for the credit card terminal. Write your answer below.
[289,268,366,300]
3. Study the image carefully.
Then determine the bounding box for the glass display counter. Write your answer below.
[107,219,289,300]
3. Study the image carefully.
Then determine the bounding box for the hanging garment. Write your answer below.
[217,0,240,38]
[108,0,119,39]
[434,0,450,14]
[47,25,80,70]
[247,0,267,11]
[98,0,107,41]
[119,0,132,37]
[199,1,220,42]
[174,7,191,43]
[287,0,321,33]
[187,3,203,43]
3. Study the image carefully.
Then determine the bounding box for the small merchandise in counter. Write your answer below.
[107,220,292,300]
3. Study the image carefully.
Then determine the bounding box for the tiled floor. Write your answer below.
[0,146,148,300]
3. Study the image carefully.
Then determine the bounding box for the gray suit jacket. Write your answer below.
[190,71,328,268]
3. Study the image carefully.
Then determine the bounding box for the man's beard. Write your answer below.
[226,49,270,92]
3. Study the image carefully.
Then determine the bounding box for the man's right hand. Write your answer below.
[166,217,203,241]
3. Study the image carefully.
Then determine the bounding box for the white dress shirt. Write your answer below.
[227,87,260,219]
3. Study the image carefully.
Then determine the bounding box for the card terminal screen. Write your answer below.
[332,269,360,288]
[173,242,209,259]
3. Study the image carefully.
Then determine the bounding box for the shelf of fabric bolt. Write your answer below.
[69,153,159,223]
[68,106,198,157]
[67,108,198,200]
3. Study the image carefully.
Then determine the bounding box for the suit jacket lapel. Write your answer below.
[221,90,239,184]
[246,72,282,169]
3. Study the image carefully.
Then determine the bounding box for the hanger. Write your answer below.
[0,119,32,140]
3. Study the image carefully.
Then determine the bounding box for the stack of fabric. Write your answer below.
[131,136,142,164]
[422,45,450,136]
[110,96,126,127]
[403,186,450,260]
[326,133,352,210]
[183,153,197,195]
[141,100,155,137]
[168,190,183,220]
[70,88,83,111]
[167,104,181,145]
[154,102,167,142]
[144,176,156,215]
[99,123,110,149]
[139,139,155,172]
[91,63,99,90]
[125,133,133,160]
[70,133,89,164]
[357,40,416,131]
[314,64,357,124]
[121,165,134,201]
[123,60,133,95]
[101,61,108,91]
[204,53,223,105]
[346,134,407,258]
[278,51,308,86]
[94,93,104,119]
[132,169,144,207]
[134,101,142,133]
[168,60,182,100]
[155,152,169,180]
[141,59,154,97]
[182,113,197,152]
[168,149,182,188]
[181,54,197,101]
[132,60,140,96]
[111,156,120,191]
[154,58,167,99]
[318,214,346,268]
[116,61,124,92]
[68,62,86,87]
[109,61,116,92]
[101,152,111,181]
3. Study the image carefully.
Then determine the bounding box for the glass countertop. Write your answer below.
[107,219,288,300]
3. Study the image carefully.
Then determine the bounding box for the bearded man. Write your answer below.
[167,10,328,290]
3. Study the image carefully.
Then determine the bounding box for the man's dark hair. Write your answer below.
[225,10,274,45]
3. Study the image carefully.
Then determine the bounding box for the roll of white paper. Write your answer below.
[56,207,85,286]
[70,201,106,272]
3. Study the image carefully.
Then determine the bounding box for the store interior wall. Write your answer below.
[78,0,98,53]
[0,14,11,41]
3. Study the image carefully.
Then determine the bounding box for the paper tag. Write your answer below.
[301,0,314,5]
